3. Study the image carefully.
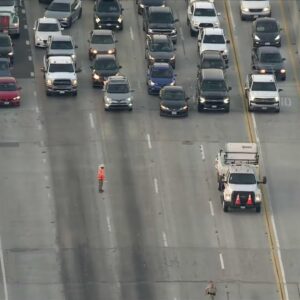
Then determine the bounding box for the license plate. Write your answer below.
[265,42,270,45]
[107,23,112,26]
[172,111,177,115]
[262,106,267,110]
[254,15,258,18]
[241,206,246,209]
[212,105,217,108]
[4,101,9,105]
[59,91,65,94]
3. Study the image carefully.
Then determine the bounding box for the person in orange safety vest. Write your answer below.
[97,164,105,192]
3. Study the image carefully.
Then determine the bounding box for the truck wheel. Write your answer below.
[72,91,77,96]
[223,201,229,212]
[197,104,203,112]
[190,28,195,37]
[256,204,261,213]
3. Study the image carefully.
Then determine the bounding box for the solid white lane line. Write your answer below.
[34,91,37,97]
[24,24,27,29]
[106,216,112,232]
[154,178,158,194]
[30,72,34,77]
[25,40,29,45]
[47,192,51,199]
[89,113,95,129]
[130,26,134,41]
[38,124,42,131]
[200,144,205,160]
[0,237,8,300]
[44,175,49,181]
[209,201,214,216]
[251,114,260,143]
[162,232,168,247]
[35,105,39,113]
[219,253,225,270]
[28,56,32,61]
[146,134,152,149]
[42,158,47,164]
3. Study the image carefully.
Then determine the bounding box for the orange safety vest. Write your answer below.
[97,168,105,181]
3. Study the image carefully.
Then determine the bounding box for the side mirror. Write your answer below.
[17,86,22,90]
[244,87,249,90]
[121,8,124,11]
[259,176,267,184]
[90,65,93,69]
[282,58,286,61]
[217,12,221,16]
[279,88,283,92]
[174,19,179,22]
[130,89,135,92]
[252,64,256,70]
[75,45,78,48]
[226,39,230,44]
[228,86,232,91]
[115,39,118,43]
[61,28,64,31]
[225,65,229,69]
[119,65,122,69]
[40,67,45,72]
[76,68,82,73]
[186,97,190,101]
[173,47,176,50]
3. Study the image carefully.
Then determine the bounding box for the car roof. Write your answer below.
[50,35,73,41]
[151,34,170,41]
[163,85,184,92]
[228,165,255,174]
[201,68,224,79]
[201,50,223,59]
[255,17,277,24]
[0,76,16,82]
[152,62,171,68]
[91,29,113,36]
[251,74,276,82]
[149,6,172,13]
[257,46,280,54]
[48,56,73,63]
[38,17,60,24]
[50,0,72,3]
[107,75,128,83]
[95,54,116,60]
[203,27,224,35]
[193,1,215,8]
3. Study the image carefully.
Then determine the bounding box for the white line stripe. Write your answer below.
[89,113,95,129]
[200,144,205,160]
[179,27,184,41]
[35,106,39,113]
[106,216,112,232]
[162,232,168,247]
[24,24,27,29]
[154,178,158,194]
[0,237,8,300]
[209,201,214,216]
[130,26,134,41]
[21,9,25,14]
[42,158,47,164]
[38,124,42,131]
[44,175,49,181]
[251,114,260,142]
[25,40,29,45]
[47,192,51,198]
[219,253,225,270]
[28,56,32,61]
[34,91,37,97]
[146,134,152,149]
[30,72,34,77]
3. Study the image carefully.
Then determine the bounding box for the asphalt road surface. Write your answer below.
[0,0,299,300]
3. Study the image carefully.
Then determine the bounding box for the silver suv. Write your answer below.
[103,75,134,111]
[240,0,271,20]
[46,35,77,63]
[44,0,82,28]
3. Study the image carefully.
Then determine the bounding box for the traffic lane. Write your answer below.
[0,79,63,300]
[11,0,34,78]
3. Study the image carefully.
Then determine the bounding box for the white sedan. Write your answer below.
[33,17,63,48]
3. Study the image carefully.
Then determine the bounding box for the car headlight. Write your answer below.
[46,79,53,86]
[36,36,42,42]
[93,73,100,80]
[107,49,115,54]
[263,7,270,12]
[62,17,69,21]
[223,49,228,55]
[255,193,261,202]
[105,96,112,103]
[148,80,155,86]
[170,80,175,86]
[275,96,280,102]
[192,20,198,26]
[179,105,188,111]
[171,29,176,34]
[223,98,229,104]
[95,16,101,23]
[260,69,266,74]
[139,3,144,8]
[118,16,123,23]
[280,69,286,73]
[13,22,18,27]
[275,34,280,41]
[170,55,175,60]
[160,104,170,111]
[72,79,77,86]
[200,97,206,103]
[148,54,155,61]
[148,28,154,33]
[13,96,20,100]
[214,22,219,27]
[91,49,98,54]
[8,51,13,56]
[71,54,76,60]
[241,7,249,12]
[224,192,231,201]
[254,35,260,41]
[126,97,132,102]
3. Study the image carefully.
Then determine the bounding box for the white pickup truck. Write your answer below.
[215,143,267,213]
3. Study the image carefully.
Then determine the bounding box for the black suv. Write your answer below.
[143,6,178,43]
[145,34,176,68]
[251,46,286,80]
[94,0,123,31]
[198,50,227,71]
[136,0,166,15]
[196,68,231,112]
[0,33,13,65]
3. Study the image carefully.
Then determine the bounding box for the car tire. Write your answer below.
[190,28,195,37]
[186,17,190,26]
[275,107,280,113]
[224,106,230,113]
[248,102,253,112]
[128,107,133,111]
[223,200,229,212]
[68,18,72,28]
[72,91,77,96]
[240,13,245,21]
[147,89,152,95]
[119,23,123,31]
[46,90,51,96]
[256,204,261,213]
[104,107,109,111]
[197,104,203,112]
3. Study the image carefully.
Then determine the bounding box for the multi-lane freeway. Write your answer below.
[0,0,300,299]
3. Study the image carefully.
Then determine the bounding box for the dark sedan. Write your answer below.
[252,17,281,47]
[0,58,11,77]
[145,34,176,68]
[251,46,286,80]
[159,86,189,117]
[0,33,13,64]
[198,50,227,71]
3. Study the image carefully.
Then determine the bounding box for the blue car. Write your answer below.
[147,62,176,95]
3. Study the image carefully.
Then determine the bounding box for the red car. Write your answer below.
[0,77,21,106]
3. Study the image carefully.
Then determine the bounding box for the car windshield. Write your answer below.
[260,52,281,63]
[107,83,129,93]
[150,41,172,52]
[149,12,173,23]
[47,2,70,11]
[49,63,74,72]
[203,34,225,44]
[143,0,164,5]
[51,41,73,49]
[151,68,173,78]
[0,37,10,47]
[38,23,60,32]
[94,59,118,70]
[202,58,224,68]
[0,0,14,5]
[256,22,278,33]
[0,61,9,70]
[202,79,226,91]
[252,81,277,91]
[91,34,114,44]
[0,82,16,91]
[194,8,216,17]
[229,173,256,185]
[97,1,120,12]
[163,90,184,100]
